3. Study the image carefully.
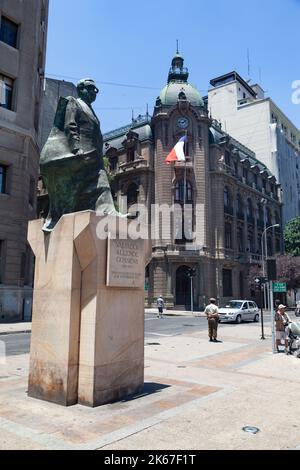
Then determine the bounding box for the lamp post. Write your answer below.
[261,223,280,347]
[261,224,280,279]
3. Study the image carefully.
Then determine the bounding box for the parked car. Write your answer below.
[218,300,260,324]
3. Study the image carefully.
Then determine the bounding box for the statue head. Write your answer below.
[77,78,99,104]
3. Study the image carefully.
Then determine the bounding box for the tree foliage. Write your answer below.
[277,254,300,301]
[284,217,300,256]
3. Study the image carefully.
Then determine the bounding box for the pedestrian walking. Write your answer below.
[275,304,291,354]
[157,295,165,319]
[204,298,220,342]
[295,299,300,317]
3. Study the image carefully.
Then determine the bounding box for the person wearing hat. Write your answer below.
[40,78,131,231]
[156,295,165,319]
[204,298,220,342]
[275,304,291,354]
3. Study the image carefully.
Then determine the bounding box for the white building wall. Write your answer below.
[209,85,272,167]
[208,80,300,224]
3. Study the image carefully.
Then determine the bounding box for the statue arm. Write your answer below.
[64,98,81,154]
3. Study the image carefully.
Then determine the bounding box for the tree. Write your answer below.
[284,217,300,256]
[247,264,263,293]
[277,254,300,304]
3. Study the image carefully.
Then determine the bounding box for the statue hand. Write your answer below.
[73,148,84,157]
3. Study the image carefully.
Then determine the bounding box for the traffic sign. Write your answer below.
[273,282,287,293]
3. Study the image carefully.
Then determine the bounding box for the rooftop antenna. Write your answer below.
[131,108,134,124]
[176,39,179,54]
[146,103,149,117]
[247,48,251,79]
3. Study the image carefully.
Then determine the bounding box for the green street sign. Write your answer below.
[273,282,287,293]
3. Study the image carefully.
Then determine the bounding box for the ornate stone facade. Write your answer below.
[104,54,282,309]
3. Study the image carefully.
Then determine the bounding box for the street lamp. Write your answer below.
[261,223,280,349]
[261,224,280,279]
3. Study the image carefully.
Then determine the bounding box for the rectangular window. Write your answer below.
[0,16,18,48]
[223,269,233,297]
[225,150,231,166]
[127,149,135,163]
[0,164,7,193]
[0,240,5,284]
[225,222,232,249]
[0,74,14,110]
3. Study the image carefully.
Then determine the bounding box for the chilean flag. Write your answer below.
[165,136,187,164]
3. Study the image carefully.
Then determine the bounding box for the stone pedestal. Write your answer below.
[28,211,146,407]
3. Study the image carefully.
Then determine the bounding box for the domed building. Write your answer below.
[159,53,204,107]
[104,52,282,309]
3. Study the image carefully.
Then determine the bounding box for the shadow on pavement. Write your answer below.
[120,382,170,403]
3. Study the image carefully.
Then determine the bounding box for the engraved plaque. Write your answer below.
[107,236,144,288]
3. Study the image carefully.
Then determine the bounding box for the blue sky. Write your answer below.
[46,0,300,133]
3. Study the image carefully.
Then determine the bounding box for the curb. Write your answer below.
[0,330,31,337]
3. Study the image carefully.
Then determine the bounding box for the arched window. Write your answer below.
[127,183,138,207]
[175,180,193,204]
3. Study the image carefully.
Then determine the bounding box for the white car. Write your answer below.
[218,300,260,324]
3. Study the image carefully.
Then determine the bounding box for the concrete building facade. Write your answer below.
[208,71,300,225]
[0,0,48,321]
[39,77,77,150]
[103,55,282,309]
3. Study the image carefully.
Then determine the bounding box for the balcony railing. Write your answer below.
[217,162,234,175]
[118,158,149,173]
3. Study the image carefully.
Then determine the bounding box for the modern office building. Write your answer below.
[0,0,49,321]
[208,71,300,225]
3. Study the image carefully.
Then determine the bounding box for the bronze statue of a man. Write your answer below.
[40,78,125,232]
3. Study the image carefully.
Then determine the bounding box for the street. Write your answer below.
[0,313,273,357]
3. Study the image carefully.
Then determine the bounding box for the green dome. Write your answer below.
[159,82,204,107]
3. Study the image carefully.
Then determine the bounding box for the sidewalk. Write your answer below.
[0,319,300,450]
[0,322,32,336]
[145,308,205,317]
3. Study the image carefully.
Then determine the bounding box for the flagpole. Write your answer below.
[183,131,187,208]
